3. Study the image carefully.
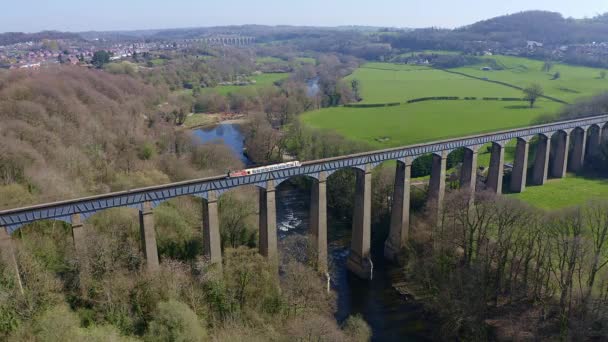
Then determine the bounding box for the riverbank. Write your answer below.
[182,113,248,129]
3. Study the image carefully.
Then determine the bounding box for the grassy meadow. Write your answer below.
[345,63,525,104]
[508,175,608,210]
[301,99,560,148]
[203,72,288,95]
[452,55,608,103]
[302,56,608,159]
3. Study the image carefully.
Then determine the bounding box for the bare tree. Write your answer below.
[582,200,608,301]
[523,83,544,108]
[547,208,587,338]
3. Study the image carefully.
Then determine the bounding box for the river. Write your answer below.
[194,123,435,341]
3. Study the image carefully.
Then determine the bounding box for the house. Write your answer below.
[527,41,543,49]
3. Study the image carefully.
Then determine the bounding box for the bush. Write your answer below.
[137,142,156,161]
[154,202,203,261]
[343,315,372,342]
[286,313,346,341]
[18,305,81,341]
[81,324,137,342]
[10,304,136,341]
[145,300,207,342]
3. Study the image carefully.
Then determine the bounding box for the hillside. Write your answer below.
[458,10,608,44]
[0,31,81,45]
[0,66,241,209]
[385,11,608,53]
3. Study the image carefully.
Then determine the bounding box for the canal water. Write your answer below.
[194,124,434,341]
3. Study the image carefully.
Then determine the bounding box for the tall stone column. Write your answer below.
[139,201,159,272]
[587,125,602,158]
[259,181,278,265]
[551,130,570,179]
[487,142,505,194]
[569,127,587,172]
[532,134,551,185]
[203,192,222,268]
[428,151,447,218]
[0,227,23,294]
[510,138,530,193]
[385,157,412,261]
[347,164,372,279]
[310,172,328,272]
[71,213,86,254]
[460,147,479,201]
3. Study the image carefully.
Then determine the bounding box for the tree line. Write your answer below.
[403,191,608,340]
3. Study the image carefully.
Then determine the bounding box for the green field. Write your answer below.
[302,56,608,151]
[300,56,608,178]
[302,100,560,148]
[204,72,288,95]
[295,57,316,65]
[508,176,608,210]
[149,58,167,66]
[452,55,608,103]
[345,63,525,104]
[256,56,286,64]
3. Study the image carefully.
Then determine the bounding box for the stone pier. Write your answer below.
[310,172,328,272]
[587,125,602,158]
[551,130,570,178]
[347,164,372,279]
[259,181,278,265]
[460,147,479,201]
[385,157,412,261]
[428,151,447,218]
[71,213,86,254]
[487,142,505,194]
[569,127,587,172]
[203,192,222,268]
[532,134,551,185]
[0,227,23,294]
[510,138,530,193]
[139,201,159,272]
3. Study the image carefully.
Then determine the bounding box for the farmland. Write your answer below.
[301,99,560,149]
[344,63,525,104]
[301,56,608,157]
[508,175,608,209]
[452,55,608,103]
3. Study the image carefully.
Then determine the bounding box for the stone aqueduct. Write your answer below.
[1,114,607,278]
[183,36,256,47]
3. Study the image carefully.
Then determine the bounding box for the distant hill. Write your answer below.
[384,11,608,54]
[456,11,608,44]
[0,30,81,45]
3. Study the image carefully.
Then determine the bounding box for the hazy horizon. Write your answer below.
[2,0,608,33]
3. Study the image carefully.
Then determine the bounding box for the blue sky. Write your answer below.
[2,0,608,33]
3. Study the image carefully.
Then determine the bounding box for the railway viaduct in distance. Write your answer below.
[1,114,607,279]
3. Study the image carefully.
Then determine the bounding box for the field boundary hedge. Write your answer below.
[405,96,528,104]
[344,102,401,108]
[360,66,435,72]
[439,69,569,105]
[407,96,459,103]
